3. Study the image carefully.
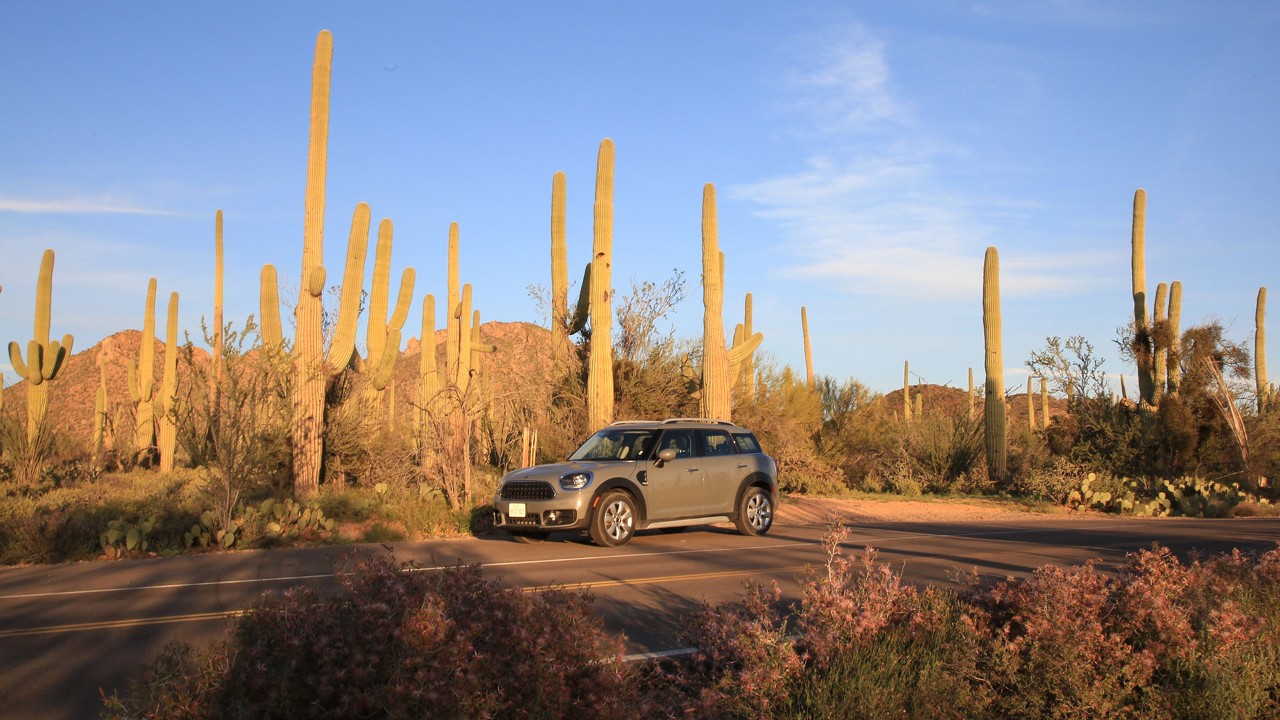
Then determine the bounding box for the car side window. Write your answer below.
[731,433,761,454]
[657,429,695,459]
[701,430,735,456]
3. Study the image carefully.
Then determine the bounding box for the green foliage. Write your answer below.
[901,409,986,493]
[100,517,156,559]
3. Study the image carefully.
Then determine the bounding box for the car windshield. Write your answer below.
[569,429,658,461]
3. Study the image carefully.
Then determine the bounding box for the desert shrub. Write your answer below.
[103,554,645,720]
[901,410,985,493]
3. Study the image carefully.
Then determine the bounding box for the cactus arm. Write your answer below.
[456,284,473,392]
[1257,287,1267,411]
[388,268,415,337]
[260,265,284,350]
[366,218,394,369]
[8,341,30,381]
[325,203,371,370]
[567,262,591,335]
[1153,282,1168,398]
[726,332,763,366]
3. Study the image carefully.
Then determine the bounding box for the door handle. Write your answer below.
[736,464,749,469]
[686,468,700,473]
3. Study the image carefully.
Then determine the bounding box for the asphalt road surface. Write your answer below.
[2,513,1278,719]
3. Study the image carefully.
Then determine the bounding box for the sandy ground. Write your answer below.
[776,494,1059,527]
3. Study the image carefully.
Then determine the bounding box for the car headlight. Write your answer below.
[559,471,593,491]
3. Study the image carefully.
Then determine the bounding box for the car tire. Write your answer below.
[510,531,549,543]
[734,486,774,536]
[590,490,636,547]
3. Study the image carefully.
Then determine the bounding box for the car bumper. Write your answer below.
[492,495,592,532]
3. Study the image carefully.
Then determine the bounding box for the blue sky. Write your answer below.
[2,1,1278,394]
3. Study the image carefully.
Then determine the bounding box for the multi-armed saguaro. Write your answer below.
[699,183,763,421]
[258,30,371,497]
[7,249,74,443]
[983,246,1007,484]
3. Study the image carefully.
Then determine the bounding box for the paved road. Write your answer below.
[2,513,1278,719]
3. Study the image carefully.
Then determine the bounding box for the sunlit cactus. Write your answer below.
[1153,282,1168,397]
[743,293,756,399]
[1130,189,1156,408]
[983,246,1007,484]
[588,138,616,430]
[903,360,912,423]
[1167,280,1182,397]
[1258,287,1268,412]
[699,183,763,421]
[6,249,74,443]
[801,306,814,388]
[365,218,415,391]
[159,292,179,472]
[128,278,158,457]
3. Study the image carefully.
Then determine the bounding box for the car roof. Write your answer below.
[605,418,751,432]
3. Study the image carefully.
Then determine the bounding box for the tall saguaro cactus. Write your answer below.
[1131,189,1156,408]
[158,292,179,472]
[128,278,158,457]
[983,246,1007,485]
[743,293,756,399]
[7,249,74,442]
[213,210,225,378]
[1258,287,1268,412]
[801,306,814,388]
[587,139,616,430]
[1167,280,1183,397]
[364,218,415,391]
[549,171,590,368]
[699,183,764,421]
[259,30,371,497]
[1153,282,1169,396]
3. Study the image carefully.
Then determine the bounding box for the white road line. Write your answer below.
[0,520,1198,602]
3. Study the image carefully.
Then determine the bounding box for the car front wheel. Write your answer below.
[734,486,773,536]
[590,490,636,547]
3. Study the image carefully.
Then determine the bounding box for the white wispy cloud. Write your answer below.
[0,195,182,216]
[735,21,1111,300]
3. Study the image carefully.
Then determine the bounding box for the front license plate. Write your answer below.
[509,503,527,518]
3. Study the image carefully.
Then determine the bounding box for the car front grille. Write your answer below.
[500,481,555,500]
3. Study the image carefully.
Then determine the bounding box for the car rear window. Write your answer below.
[701,430,735,456]
[731,433,761,454]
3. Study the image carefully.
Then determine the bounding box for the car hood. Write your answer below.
[500,460,638,484]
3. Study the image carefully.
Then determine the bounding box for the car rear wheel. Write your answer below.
[734,486,773,536]
[590,490,636,547]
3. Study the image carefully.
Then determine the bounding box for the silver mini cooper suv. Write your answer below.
[492,419,779,547]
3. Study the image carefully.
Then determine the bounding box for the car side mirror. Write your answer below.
[656,448,678,464]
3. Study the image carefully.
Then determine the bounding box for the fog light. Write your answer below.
[542,510,576,526]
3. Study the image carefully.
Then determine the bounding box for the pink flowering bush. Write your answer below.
[103,553,645,720]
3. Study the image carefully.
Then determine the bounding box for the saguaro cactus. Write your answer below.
[364,218,415,391]
[213,210,225,377]
[801,306,814,388]
[158,292,179,472]
[699,183,763,421]
[549,171,590,368]
[1131,189,1156,408]
[1258,287,1268,412]
[7,249,74,442]
[743,293,756,399]
[259,265,283,353]
[983,246,1007,484]
[93,356,109,461]
[1168,281,1183,397]
[128,278,158,456]
[1153,282,1169,397]
[259,30,371,497]
[903,360,912,423]
[588,139,616,430]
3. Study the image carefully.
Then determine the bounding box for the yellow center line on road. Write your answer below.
[0,610,247,639]
[523,564,816,593]
[1,566,821,637]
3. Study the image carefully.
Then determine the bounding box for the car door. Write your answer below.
[698,429,745,514]
[640,428,705,520]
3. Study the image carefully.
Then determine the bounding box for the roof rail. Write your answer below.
[662,418,734,426]
[607,420,655,426]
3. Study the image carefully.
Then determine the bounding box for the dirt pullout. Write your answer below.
[777,494,1054,527]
